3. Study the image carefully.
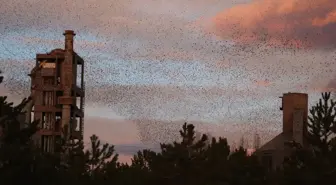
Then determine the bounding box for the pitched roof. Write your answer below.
[257,132,293,152]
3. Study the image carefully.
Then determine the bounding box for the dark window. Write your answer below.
[43,91,54,105]
[54,135,62,153]
[55,118,61,132]
[43,77,54,85]
[41,135,53,153]
[41,112,53,129]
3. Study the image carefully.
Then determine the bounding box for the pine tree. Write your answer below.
[307,92,336,154]
[86,135,119,174]
[0,71,3,84]
[0,70,50,184]
[203,137,231,185]
[126,149,157,185]
[131,123,210,185]
[60,134,119,185]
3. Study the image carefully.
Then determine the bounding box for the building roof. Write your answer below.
[49,48,65,54]
[35,48,84,64]
[257,132,293,152]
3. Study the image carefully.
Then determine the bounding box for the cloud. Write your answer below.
[212,0,336,49]
[255,80,272,87]
[0,0,232,62]
[117,154,132,164]
[85,116,140,145]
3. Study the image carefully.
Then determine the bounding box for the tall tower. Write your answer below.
[28,30,85,153]
[257,92,309,170]
[279,93,308,145]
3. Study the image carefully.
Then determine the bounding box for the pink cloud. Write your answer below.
[211,0,336,49]
[118,154,132,164]
[1,0,229,62]
[310,87,336,92]
[254,80,272,87]
[85,117,140,145]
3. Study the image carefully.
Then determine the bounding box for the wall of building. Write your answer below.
[282,93,308,135]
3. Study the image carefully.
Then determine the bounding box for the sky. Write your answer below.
[0,0,335,163]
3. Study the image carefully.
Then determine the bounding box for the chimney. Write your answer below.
[63,30,76,51]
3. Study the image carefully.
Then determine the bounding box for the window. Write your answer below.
[43,77,54,85]
[43,91,54,105]
[55,116,61,132]
[42,112,53,129]
[41,135,53,153]
[30,106,34,122]
[54,135,62,153]
[57,77,61,85]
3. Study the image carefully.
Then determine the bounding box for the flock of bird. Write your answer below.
[0,0,335,148]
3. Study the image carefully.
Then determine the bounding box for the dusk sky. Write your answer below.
[0,0,335,162]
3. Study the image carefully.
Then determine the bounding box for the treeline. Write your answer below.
[1,72,336,185]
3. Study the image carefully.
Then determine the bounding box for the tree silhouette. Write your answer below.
[0,71,55,185]
[86,135,118,174]
[0,71,3,84]
[60,134,119,184]
[307,92,336,154]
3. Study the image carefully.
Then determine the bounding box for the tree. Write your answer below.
[154,123,208,185]
[86,134,119,183]
[0,71,3,84]
[60,134,119,185]
[307,92,336,154]
[128,123,210,185]
[0,71,57,185]
[228,147,267,185]
[203,137,231,185]
[124,149,157,185]
[128,123,268,185]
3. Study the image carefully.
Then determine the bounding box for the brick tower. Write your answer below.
[28,30,85,152]
[256,92,308,170]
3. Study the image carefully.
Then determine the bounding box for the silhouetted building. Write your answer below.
[20,30,85,153]
[256,92,308,171]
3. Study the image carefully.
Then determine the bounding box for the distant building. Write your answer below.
[255,92,309,171]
